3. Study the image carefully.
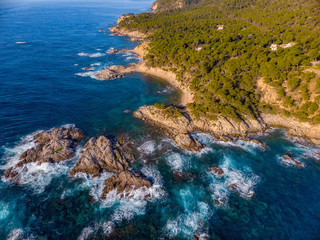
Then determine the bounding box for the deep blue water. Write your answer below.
[1,1,320,240]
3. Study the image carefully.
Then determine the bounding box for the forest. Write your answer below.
[119,0,320,122]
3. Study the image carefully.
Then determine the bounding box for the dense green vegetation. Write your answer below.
[120,0,320,122]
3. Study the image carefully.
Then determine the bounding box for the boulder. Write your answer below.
[173,133,205,151]
[101,170,153,199]
[210,167,224,176]
[4,126,85,181]
[69,136,132,177]
[107,47,119,54]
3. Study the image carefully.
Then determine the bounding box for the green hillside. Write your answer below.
[119,0,320,123]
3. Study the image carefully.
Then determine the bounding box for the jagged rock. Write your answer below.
[95,67,125,80]
[210,167,224,176]
[107,47,119,54]
[240,138,267,149]
[283,154,302,168]
[69,136,132,177]
[173,133,205,151]
[101,170,153,199]
[4,126,85,181]
[173,170,197,181]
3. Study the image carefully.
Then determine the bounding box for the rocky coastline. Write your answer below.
[98,15,320,149]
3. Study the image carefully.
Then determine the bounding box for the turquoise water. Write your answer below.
[1,1,320,239]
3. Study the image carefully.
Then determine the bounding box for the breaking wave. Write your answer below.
[77,52,106,58]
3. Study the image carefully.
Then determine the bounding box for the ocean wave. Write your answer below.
[75,71,99,79]
[138,140,157,155]
[77,52,106,58]
[15,42,26,44]
[81,67,95,71]
[1,125,79,194]
[196,133,264,154]
[278,155,306,168]
[78,226,94,240]
[208,155,260,206]
[86,166,166,234]
[164,188,211,238]
[90,62,102,67]
[7,229,24,240]
[165,151,189,172]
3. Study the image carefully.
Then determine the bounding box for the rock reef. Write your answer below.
[69,136,132,177]
[101,170,153,199]
[70,135,153,199]
[4,126,86,181]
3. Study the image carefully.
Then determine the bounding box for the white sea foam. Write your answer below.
[0,201,10,220]
[15,42,26,44]
[75,71,99,79]
[90,62,102,67]
[157,86,174,94]
[1,125,80,194]
[278,155,306,168]
[91,166,166,233]
[7,229,23,240]
[81,67,94,71]
[208,156,260,206]
[122,52,140,61]
[77,227,94,240]
[101,221,115,236]
[197,133,263,153]
[164,189,211,238]
[165,152,187,172]
[77,52,106,58]
[138,140,157,155]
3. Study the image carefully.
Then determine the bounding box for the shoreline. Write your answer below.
[100,15,320,149]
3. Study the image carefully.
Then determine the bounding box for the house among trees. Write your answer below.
[270,44,278,51]
[280,42,295,48]
[217,25,224,30]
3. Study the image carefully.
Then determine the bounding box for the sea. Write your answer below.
[1,1,320,239]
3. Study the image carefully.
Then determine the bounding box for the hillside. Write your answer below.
[118,0,320,124]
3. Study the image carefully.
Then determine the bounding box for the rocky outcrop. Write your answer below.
[101,170,153,199]
[133,105,268,151]
[174,133,205,151]
[262,113,320,145]
[4,126,85,181]
[70,135,152,199]
[69,136,133,177]
[110,23,146,42]
[116,13,135,24]
[95,65,128,80]
[134,105,205,151]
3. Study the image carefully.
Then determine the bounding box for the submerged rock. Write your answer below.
[282,154,303,168]
[69,136,132,177]
[101,170,153,199]
[210,167,224,176]
[4,126,85,181]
